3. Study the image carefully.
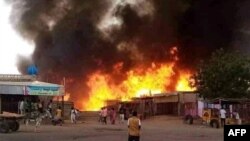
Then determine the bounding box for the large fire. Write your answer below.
[81,47,195,111]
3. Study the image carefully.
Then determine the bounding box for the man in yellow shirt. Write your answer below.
[56,106,62,119]
[53,106,62,126]
[128,111,141,141]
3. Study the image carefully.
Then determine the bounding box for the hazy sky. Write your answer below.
[0,0,34,74]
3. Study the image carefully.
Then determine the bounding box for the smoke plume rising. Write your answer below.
[6,0,249,107]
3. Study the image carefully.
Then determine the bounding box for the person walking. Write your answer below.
[119,106,125,124]
[38,100,43,114]
[47,100,53,113]
[99,108,103,123]
[110,108,116,124]
[70,106,77,124]
[34,112,43,132]
[128,111,141,141]
[54,106,62,126]
[19,100,25,115]
[103,107,108,124]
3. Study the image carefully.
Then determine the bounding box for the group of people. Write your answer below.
[220,107,241,127]
[98,106,142,141]
[99,105,127,125]
[18,98,79,131]
[18,99,56,131]
[19,99,142,140]
[18,99,53,118]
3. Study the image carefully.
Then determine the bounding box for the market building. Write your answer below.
[106,92,198,119]
[0,74,65,114]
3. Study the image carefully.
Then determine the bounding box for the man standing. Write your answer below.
[110,107,116,124]
[70,106,77,124]
[119,106,125,124]
[19,100,24,115]
[220,108,226,127]
[47,100,53,114]
[38,100,43,114]
[128,111,141,141]
[103,107,108,124]
[55,106,62,126]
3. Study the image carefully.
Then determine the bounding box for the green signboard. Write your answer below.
[24,85,64,96]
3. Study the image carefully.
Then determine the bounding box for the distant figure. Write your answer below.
[56,106,62,119]
[109,108,116,124]
[220,108,226,127]
[51,106,63,126]
[54,106,62,125]
[48,100,53,112]
[102,107,108,124]
[119,106,126,124]
[19,100,25,115]
[128,111,141,141]
[34,113,43,132]
[233,111,241,125]
[33,101,39,111]
[38,100,43,114]
[70,106,77,124]
[26,99,32,113]
[47,100,53,117]
[99,108,103,123]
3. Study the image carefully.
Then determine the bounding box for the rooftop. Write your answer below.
[0,74,36,82]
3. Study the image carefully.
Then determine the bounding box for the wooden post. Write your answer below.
[196,93,198,117]
[0,95,2,114]
[62,77,65,117]
[177,93,181,116]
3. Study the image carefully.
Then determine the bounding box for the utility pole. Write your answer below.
[62,77,65,117]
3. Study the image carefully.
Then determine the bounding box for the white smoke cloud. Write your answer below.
[0,0,34,74]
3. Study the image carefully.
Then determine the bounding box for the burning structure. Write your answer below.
[5,0,249,110]
[103,91,198,120]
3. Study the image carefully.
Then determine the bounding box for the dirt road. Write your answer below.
[0,116,223,141]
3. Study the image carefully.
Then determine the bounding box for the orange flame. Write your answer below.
[80,47,195,111]
[82,63,195,111]
[64,93,70,101]
[176,72,194,91]
[53,93,70,101]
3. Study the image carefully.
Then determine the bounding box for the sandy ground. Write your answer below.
[0,116,223,141]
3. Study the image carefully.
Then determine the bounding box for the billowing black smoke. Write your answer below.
[7,0,249,104]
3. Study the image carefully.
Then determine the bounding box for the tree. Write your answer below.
[191,49,250,99]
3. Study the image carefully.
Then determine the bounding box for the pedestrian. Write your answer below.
[102,107,108,124]
[34,112,43,132]
[44,99,53,119]
[47,100,53,114]
[128,111,141,141]
[55,106,62,126]
[110,107,116,124]
[19,100,25,115]
[119,106,125,124]
[98,108,103,123]
[70,106,77,124]
[220,107,226,127]
[38,100,43,114]
[26,99,32,114]
[233,110,241,125]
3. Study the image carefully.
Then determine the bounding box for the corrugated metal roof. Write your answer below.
[0,81,61,87]
[0,74,36,81]
[0,85,23,95]
[0,81,64,96]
